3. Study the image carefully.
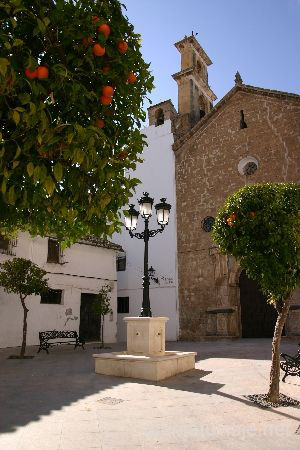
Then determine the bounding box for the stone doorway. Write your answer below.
[239,270,279,338]
[79,293,99,342]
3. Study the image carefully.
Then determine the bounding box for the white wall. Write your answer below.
[0,233,118,348]
[113,119,179,341]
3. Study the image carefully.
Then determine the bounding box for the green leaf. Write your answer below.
[53,163,63,182]
[8,186,15,205]
[74,148,85,165]
[19,93,31,105]
[44,176,55,196]
[29,102,36,114]
[43,17,50,27]
[37,18,46,33]
[12,161,20,169]
[99,194,111,210]
[33,166,41,183]
[14,146,21,160]
[27,162,34,177]
[13,39,24,47]
[2,179,7,194]
[12,110,20,125]
[0,58,10,77]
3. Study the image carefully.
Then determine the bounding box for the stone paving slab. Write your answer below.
[0,339,300,449]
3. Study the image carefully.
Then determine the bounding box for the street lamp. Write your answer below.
[125,192,171,317]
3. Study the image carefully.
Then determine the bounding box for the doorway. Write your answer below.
[239,270,280,338]
[79,293,99,342]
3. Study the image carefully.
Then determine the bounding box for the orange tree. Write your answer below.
[212,183,300,403]
[0,0,154,243]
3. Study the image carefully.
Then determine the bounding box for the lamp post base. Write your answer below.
[140,307,152,317]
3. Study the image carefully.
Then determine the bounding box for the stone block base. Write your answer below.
[93,351,196,381]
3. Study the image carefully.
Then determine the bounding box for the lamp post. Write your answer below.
[124,192,171,317]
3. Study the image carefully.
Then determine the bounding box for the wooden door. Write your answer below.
[239,270,279,338]
[79,293,99,342]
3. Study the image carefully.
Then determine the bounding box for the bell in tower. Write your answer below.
[172,35,217,127]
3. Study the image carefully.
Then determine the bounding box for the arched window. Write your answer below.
[197,61,201,76]
[155,108,164,127]
[199,94,206,119]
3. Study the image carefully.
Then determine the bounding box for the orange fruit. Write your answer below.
[25,68,38,79]
[98,24,111,39]
[96,119,105,128]
[127,72,137,84]
[102,64,110,74]
[92,16,100,25]
[100,95,112,105]
[102,85,114,97]
[117,40,128,54]
[82,36,94,47]
[37,66,49,79]
[118,150,128,160]
[93,43,105,57]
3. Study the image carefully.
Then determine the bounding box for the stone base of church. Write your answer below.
[180,335,239,341]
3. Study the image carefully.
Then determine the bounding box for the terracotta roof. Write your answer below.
[78,236,123,251]
[173,84,300,152]
[148,99,176,111]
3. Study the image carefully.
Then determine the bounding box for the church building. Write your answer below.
[149,35,300,340]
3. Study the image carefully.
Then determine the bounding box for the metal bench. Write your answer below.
[280,344,300,382]
[38,330,85,354]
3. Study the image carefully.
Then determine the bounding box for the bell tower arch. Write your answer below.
[172,35,217,126]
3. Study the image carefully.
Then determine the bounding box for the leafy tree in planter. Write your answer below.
[0,257,49,358]
[91,284,112,348]
[212,183,300,403]
[0,0,154,244]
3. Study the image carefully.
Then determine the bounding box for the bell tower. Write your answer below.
[172,35,217,126]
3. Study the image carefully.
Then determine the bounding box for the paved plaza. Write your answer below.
[0,339,300,450]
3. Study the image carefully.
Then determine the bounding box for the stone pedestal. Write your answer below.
[93,317,196,381]
[125,317,168,356]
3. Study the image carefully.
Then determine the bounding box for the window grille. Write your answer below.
[116,254,126,271]
[0,235,17,256]
[47,239,63,263]
[117,297,129,314]
[41,289,63,305]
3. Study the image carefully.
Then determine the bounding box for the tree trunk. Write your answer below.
[101,315,105,348]
[268,293,292,403]
[99,315,103,348]
[20,296,29,358]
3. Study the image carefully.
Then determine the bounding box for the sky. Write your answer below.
[122,0,300,121]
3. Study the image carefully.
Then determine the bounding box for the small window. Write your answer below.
[117,297,129,314]
[155,108,164,127]
[41,289,63,305]
[47,239,60,263]
[0,236,9,251]
[117,254,126,271]
[0,235,16,256]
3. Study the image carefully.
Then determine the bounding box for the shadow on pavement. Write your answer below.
[0,339,299,434]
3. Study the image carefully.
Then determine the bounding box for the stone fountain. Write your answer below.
[93,317,196,381]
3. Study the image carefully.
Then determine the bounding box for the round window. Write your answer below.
[201,216,215,232]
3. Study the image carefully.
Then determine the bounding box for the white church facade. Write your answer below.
[113,101,179,342]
